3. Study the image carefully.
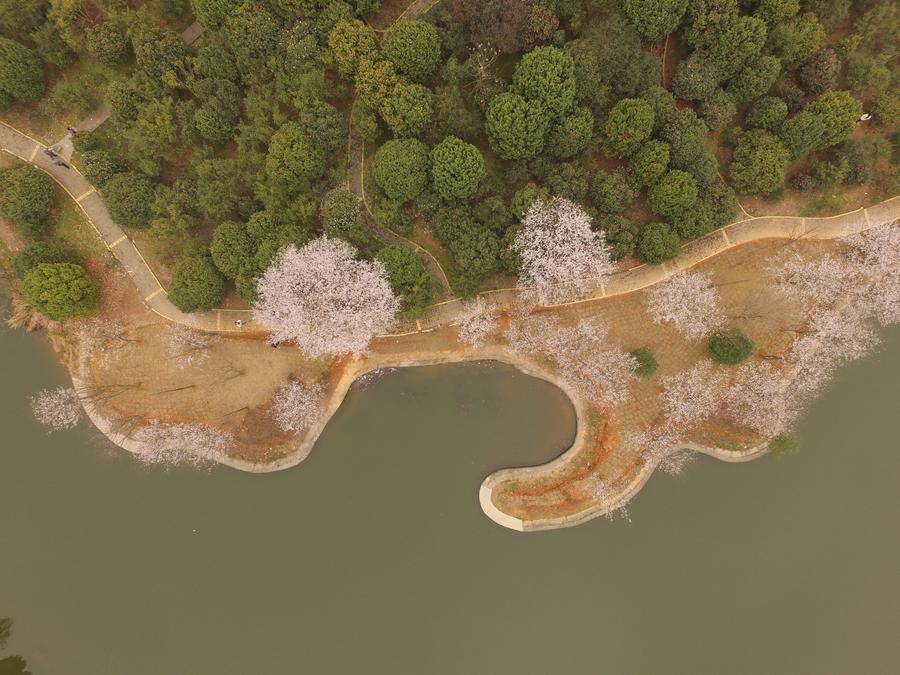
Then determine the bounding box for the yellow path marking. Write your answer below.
[721,228,732,246]
[217,310,222,331]
[75,188,95,202]
[109,235,127,248]
[863,208,871,227]
[476,294,482,308]
[29,143,40,161]
[144,287,164,301]
[415,319,422,331]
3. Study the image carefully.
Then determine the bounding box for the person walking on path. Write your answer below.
[52,158,70,169]
[66,126,77,137]
[43,148,57,159]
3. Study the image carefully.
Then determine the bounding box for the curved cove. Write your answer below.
[1,321,899,674]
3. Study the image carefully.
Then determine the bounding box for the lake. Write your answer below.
[0,316,898,674]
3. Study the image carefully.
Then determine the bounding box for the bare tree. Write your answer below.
[130,422,235,467]
[661,361,726,430]
[76,319,139,369]
[513,197,615,305]
[645,271,725,341]
[506,312,636,405]
[166,325,220,369]
[271,380,325,434]
[30,386,83,431]
[253,237,399,358]
[456,302,497,347]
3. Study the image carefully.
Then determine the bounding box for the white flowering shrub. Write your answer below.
[31,386,83,431]
[131,422,235,466]
[271,380,325,434]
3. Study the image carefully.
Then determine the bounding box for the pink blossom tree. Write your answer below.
[271,380,325,434]
[513,197,615,304]
[131,422,235,466]
[660,361,726,430]
[166,325,219,369]
[847,221,900,327]
[506,313,636,405]
[455,302,497,347]
[253,237,400,357]
[768,251,854,306]
[30,386,83,431]
[645,271,725,341]
[724,362,797,436]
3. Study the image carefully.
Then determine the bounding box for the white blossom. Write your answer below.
[581,474,630,521]
[724,362,797,436]
[455,302,497,347]
[76,319,136,369]
[645,271,725,341]
[513,197,615,304]
[661,361,726,430]
[506,313,637,405]
[131,422,235,466]
[768,251,855,306]
[166,325,219,369]
[627,427,694,475]
[846,220,900,277]
[861,273,900,326]
[271,380,324,434]
[30,386,83,431]
[253,237,399,357]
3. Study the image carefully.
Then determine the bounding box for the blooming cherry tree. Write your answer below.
[768,251,854,306]
[253,237,400,357]
[456,302,497,347]
[31,386,83,431]
[646,271,725,341]
[660,361,725,429]
[166,325,219,369]
[513,197,615,304]
[724,362,797,436]
[131,422,235,466]
[271,380,325,434]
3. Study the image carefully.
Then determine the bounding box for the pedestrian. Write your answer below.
[43,148,57,159]
[66,126,77,137]
[52,158,70,169]
[234,319,244,328]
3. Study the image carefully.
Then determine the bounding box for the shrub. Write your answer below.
[190,0,242,28]
[708,328,754,364]
[210,221,253,279]
[168,246,225,312]
[592,169,640,214]
[22,263,98,320]
[672,53,720,101]
[546,106,595,159]
[376,244,435,318]
[103,173,156,229]
[726,54,780,102]
[373,138,429,202]
[596,215,638,261]
[381,82,433,137]
[768,434,799,455]
[699,89,736,131]
[80,150,123,188]
[623,0,688,41]
[86,22,129,66]
[430,136,484,200]
[320,188,367,246]
[629,347,658,377]
[746,97,788,131]
[648,170,698,218]
[265,122,326,188]
[0,37,44,104]
[629,140,670,185]
[14,243,74,280]
[510,182,547,220]
[485,92,549,160]
[636,222,680,264]
[798,49,839,96]
[510,46,576,121]
[729,129,789,196]
[382,20,441,83]
[0,164,54,235]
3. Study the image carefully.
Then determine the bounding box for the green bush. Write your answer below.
[430,136,484,200]
[22,263,98,320]
[629,347,658,377]
[376,244,435,318]
[168,246,226,312]
[768,434,799,455]
[210,221,253,279]
[80,151,123,188]
[86,22,129,66]
[382,20,441,83]
[592,169,639,214]
[636,222,681,264]
[485,92,549,161]
[14,243,75,280]
[596,215,638,261]
[103,173,157,229]
[0,164,54,236]
[510,46,576,121]
[629,140,670,185]
[373,138,429,202]
[708,328,754,364]
[0,37,44,104]
[265,122,326,188]
[602,98,654,157]
[381,82,433,138]
[648,170,698,218]
[546,106,595,159]
[729,129,789,196]
[746,97,788,131]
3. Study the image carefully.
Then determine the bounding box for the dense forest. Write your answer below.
[0,0,897,317]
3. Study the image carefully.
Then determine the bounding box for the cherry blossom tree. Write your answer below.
[166,325,219,369]
[768,251,854,306]
[506,312,636,405]
[724,362,797,436]
[513,197,615,304]
[660,361,726,429]
[847,221,900,326]
[645,271,725,341]
[455,302,497,347]
[624,427,694,476]
[271,380,325,434]
[581,474,631,521]
[131,422,235,466]
[30,386,83,431]
[253,237,400,357]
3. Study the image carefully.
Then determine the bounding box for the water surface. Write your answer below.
[0,320,898,674]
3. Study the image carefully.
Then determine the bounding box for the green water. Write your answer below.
[0,318,898,675]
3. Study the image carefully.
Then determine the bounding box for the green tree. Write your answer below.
[807,91,862,149]
[14,243,74,280]
[210,221,253,279]
[725,54,780,102]
[636,222,681,264]
[356,57,399,109]
[224,2,280,82]
[86,22,129,65]
[648,170,698,218]
[432,206,499,296]
[265,122,326,189]
[640,85,677,133]
[195,158,242,221]
[602,98,654,158]
[168,245,226,312]
[708,328,754,364]
[295,99,348,156]
[373,138,429,201]
[629,140,670,185]
[546,106,594,159]
[729,129,789,195]
[765,12,824,67]
[430,136,484,200]
[383,19,441,83]
[320,187,368,247]
[484,92,549,160]
[23,263,98,320]
[0,38,43,106]
[592,169,640,214]
[746,96,787,130]
[670,182,736,239]
[327,18,377,78]
[699,89,736,131]
[623,0,688,41]
[381,82,434,137]
[672,54,720,101]
[352,99,380,142]
[103,173,156,229]
[190,0,241,27]
[376,245,435,317]
[596,214,639,260]
[192,78,241,143]
[707,15,767,79]
[80,151,123,188]
[0,164,53,235]
[510,45,576,121]
[798,48,839,95]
